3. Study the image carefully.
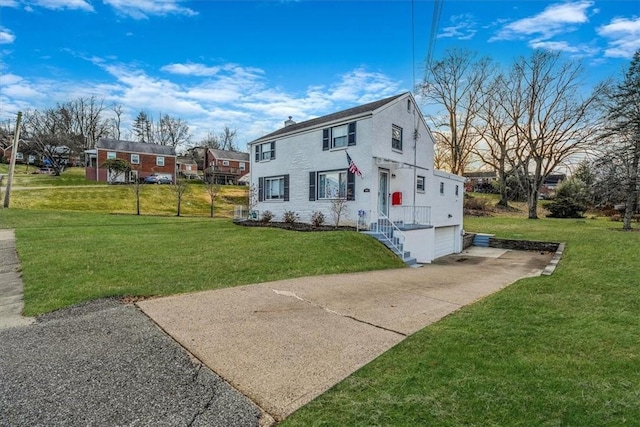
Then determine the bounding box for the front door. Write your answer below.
[378,169,389,216]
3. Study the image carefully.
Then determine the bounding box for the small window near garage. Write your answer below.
[222,160,230,166]
[130,154,140,165]
[156,156,165,167]
[107,151,116,160]
[440,182,445,195]
[392,125,403,151]
[455,185,459,196]
[417,175,425,193]
[239,162,246,170]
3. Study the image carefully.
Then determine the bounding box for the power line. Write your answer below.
[425,0,443,72]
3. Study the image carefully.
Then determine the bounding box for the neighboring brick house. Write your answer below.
[248,92,465,264]
[85,138,176,183]
[463,170,498,192]
[204,148,250,185]
[176,156,199,178]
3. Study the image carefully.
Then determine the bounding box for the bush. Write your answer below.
[464,196,490,211]
[545,178,588,218]
[310,211,325,227]
[282,210,299,224]
[260,210,274,223]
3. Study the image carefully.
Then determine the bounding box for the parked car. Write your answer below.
[143,174,173,184]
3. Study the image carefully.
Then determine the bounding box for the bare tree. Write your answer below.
[421,48,492,175]
[204,181,221,218]
[173,179,189,217]
[199,132,220,149]
[109,103,124,140]
[330,197,349,228]
[66,96,109,150]
[473,72,519,208]
[157,114,191,148]
[21,108,74,175]
[505,51,604,219]
[219,126,237,151]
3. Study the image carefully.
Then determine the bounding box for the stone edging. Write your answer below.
[541,242,565,276]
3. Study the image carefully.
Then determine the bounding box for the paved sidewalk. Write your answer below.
[0,229,35,330]
[139,248,554,422]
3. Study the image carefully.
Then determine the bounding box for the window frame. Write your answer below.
[222,160,230,166]
[455,185,459,196]
[318,170,348,200]
[417,175,425,193]
[130,154,140,165]
[106,151,117,160]
[323,122,356,151]
[239,162,246,170]
[440,182,445,195]
[392,125,403,151]
[156,156,165,167]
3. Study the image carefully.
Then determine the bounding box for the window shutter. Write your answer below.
[322,129,329,151]
[284,174,290,201]
[255,145,260,162]
[309,172,316,201]
[347,171,356,201]
[258,177,264,202]
[347,122,356,146]
[271,141,276,160]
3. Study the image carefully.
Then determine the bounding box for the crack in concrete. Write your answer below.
[185,364,216,427]
[272,289,406,337]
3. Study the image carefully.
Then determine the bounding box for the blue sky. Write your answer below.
[1,0,639,148]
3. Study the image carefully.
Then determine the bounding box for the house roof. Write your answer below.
[176,156,197,164]
[208,148,249,161]
[249,92,408,144]
[96,138,176,156]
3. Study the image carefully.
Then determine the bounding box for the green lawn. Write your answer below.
[283,217,640,426]
[0,209,405,315]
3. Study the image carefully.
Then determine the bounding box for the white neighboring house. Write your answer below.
[248,92,465,263]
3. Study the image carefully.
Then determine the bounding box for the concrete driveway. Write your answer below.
[138,247,554,422]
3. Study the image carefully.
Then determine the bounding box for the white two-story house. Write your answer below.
[248,92,465,263]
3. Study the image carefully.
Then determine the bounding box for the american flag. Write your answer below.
[346,152,362,177]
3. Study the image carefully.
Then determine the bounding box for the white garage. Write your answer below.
[434,226,457,259]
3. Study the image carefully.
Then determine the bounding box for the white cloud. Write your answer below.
[0,0,19,7]
[438,14,478,40]
[103,0,197,19]
[490,1,593,41]
[30,0,94,12]
[162,63,221,77]
[597,17,640,58]
[0,27,15,44]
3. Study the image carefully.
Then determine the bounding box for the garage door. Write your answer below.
[434,226,456,259]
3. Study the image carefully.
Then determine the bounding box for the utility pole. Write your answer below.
[3,111,23,208]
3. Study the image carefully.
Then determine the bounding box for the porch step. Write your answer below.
[473,233,494,247]
[362,231,416,266]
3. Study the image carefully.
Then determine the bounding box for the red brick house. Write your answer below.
[204,148,249,185]
[176,156,199,178]
[85,138,177,183]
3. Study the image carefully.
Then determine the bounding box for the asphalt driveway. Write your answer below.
[138,247,554,422]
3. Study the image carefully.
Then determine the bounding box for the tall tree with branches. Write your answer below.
[505,51,604,219]
[421,48,492,175]
[600,49,640,230]
[157,114,191,148]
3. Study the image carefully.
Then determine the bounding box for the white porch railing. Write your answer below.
[389,205,432,226]
[371,212,406,256]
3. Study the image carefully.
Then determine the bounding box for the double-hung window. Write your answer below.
[255,142,276,162]
[417,175,425,192]
[323,122,356,150]
[156,156,165,167]
[130,154,140,165]
[318,170,348,199]
[392,125,403,151]
[107,151,116,160]
[265,176,285,199]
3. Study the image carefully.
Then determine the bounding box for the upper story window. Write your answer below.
[239,162,246,170]
[323,122,356,151]
[107,151,116,160]
[417,175,425,193]
[392,125,403,151]
[455,185,460,196]
[222,160,230,166]
[130,154,140,165]
[157,156,165,167]
[440,182,445,195]
[255,141,276,162]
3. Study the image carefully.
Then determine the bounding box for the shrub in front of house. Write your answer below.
[260,210,274,223]
[283,211,299,224]
[311,211,326,227]
[464,196,490,211]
